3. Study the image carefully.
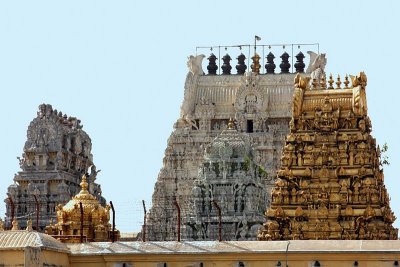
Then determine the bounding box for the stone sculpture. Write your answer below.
[183,120,266,240]
[306,51,327,88]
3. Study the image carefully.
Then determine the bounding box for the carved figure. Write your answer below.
[187,54,205,76]
[306,51,327,88]
[259,70,398,241]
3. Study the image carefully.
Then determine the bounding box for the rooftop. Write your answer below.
[67,240,400,255]
[0,230,69,253]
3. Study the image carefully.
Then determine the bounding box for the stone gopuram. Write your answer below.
[146,49,319,241]
[4,104,106,231]
[184,120,267,240]
[258,72,398,240]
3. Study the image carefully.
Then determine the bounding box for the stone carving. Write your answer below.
[352,72,368,116]
[235,72,264,114]
[258,73,398,241]
[183,122,266,240]
[4,104,105,231]
[187,54,205,76]
[306,51,327,88]
[145,53,301,240]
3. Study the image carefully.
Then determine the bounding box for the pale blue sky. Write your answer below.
[1,0,399,233]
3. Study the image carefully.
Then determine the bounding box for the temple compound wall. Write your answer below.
[258,72,398,240]
[4,104,106,231]
[2,230,400,267]
[146,51,323,240]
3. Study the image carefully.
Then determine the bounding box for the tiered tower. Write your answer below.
[45,175,118,242]
[4,104,105,230]
[184,120,267,240]
[258,72,398,240]
[146,47,321,240]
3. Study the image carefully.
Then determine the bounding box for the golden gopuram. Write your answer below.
[258,72,398,241]
[45,175,119,242]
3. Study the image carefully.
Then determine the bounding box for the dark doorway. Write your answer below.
[247,120,253,133]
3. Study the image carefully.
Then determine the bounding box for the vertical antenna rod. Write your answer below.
[110,201,116,242]
[142,200,147,242]
[174,197,181,242]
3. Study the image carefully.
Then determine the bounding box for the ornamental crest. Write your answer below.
[234,72,264,114]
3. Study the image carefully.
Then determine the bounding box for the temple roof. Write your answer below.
[0,230,68,252]
[62,174,99,212]
[66,240,400,255]
[205,123,248,161]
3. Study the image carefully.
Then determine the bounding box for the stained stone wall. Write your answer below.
[4,104,105,230]
[184,124,268,240]
[146,55,301,240]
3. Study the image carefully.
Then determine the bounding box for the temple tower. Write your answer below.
[258,72,398,240]
[4,104,105,231]
[184,120,267,240]
[146,47,318,240]
[45,175,118,242]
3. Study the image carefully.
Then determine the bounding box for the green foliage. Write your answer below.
[380,142,390,166]
[258,165,268,179]
[244,155,251,171]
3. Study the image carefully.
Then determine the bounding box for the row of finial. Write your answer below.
[37,104,82,129]
[296,72,367,90]
[311,74,351,90]
[206,51,306,75]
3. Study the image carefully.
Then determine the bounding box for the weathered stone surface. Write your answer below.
[4,104,105,231]
[183,122,267,240]
[146,54,299,241]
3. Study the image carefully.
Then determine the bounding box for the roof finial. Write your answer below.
[228,118,235,130]
[12,218,19,230]
[80,174,89,192]
[26,219,33,231]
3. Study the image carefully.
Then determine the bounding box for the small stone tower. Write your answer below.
[4,104,105,231]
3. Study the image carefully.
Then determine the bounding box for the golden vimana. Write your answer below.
[44,175,119,242]
[258,72,398,240]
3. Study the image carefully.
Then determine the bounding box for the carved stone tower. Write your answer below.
[146,49,315,241]
[4,104,106,231]
[184,120,267,240]
[258,73,398,240]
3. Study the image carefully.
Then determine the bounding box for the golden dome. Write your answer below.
[62,175,99,212]
[47,174,115,242]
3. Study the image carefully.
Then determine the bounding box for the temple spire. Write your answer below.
[79,174,89,193]
[258,72,398,241]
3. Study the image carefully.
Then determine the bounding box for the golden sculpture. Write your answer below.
[258,72,398,240]
[11,219,18,230]
[45,175,119,242]
[251,53,261,74]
